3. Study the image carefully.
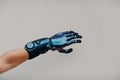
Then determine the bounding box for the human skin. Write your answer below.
[0,48,29,74]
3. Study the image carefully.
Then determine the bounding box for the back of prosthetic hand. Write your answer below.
[25,31,82,59]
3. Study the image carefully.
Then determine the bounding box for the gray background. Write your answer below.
[0,0,120,80]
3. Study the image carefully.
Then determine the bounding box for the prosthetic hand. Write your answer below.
[25,31,82,59]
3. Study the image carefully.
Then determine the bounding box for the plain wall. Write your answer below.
[0,0,120,80]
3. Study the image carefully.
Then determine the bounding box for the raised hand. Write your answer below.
[50,31,82,53]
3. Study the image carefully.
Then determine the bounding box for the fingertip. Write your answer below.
[80,35,82,38]
[75,40,82,43]
[79,40,82,43]
[67,48,73,53]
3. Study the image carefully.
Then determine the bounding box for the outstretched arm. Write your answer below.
[0,31,82,74]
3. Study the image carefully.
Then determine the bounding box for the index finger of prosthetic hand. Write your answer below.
[66,33,82,41]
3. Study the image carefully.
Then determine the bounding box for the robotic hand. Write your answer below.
[50,31,82,53]
[25,31,82,59]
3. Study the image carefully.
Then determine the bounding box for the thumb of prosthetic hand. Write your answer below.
[25,31,82,59]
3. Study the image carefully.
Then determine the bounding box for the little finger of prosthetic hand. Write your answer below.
[25,31,82,59]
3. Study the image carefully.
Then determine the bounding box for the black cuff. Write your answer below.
[25,38,50,59]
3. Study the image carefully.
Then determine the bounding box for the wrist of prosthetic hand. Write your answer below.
[25,31,82,59]
[25,38,51,59]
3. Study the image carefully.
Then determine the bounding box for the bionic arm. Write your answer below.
[25,31,82,59]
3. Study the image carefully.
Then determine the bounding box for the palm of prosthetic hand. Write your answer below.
[50,31,82,53]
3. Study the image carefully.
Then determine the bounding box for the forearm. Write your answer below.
[0,48,29,74]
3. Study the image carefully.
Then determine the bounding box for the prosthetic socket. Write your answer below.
[25,31,82,59]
